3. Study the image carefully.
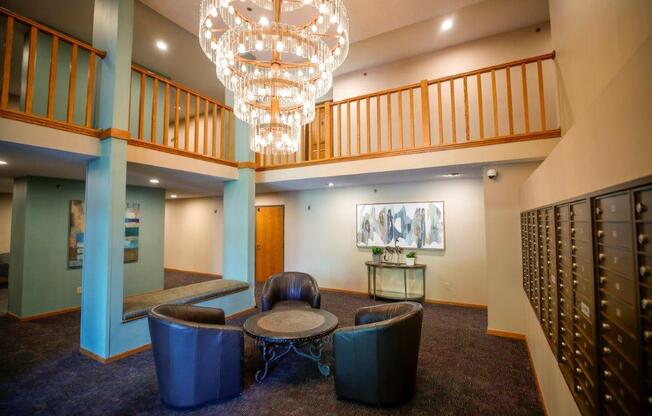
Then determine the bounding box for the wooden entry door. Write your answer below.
[255,206,284,282]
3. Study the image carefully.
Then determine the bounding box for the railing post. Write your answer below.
[325,102,332,158]
[420,80,431,146]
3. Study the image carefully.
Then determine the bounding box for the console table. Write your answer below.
[365,261,426,303]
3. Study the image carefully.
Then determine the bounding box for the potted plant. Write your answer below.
[371,246,383,263]
[405,251,417,266]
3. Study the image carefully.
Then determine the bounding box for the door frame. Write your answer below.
[255,204,285,282]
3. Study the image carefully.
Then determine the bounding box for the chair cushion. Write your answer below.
[271,300,313,310]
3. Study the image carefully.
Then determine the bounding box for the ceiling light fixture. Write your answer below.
[328,182,334,187]
[170,194,178,198]
[149,178,160,184]
[441,18,453,31]
[199,0,349,155]
[0,160,7,165]
[443,173,461,177]
[156,40,168,51]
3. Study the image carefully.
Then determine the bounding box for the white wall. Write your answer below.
[0,193,11,253]
[257,178,487,305]
[164,197,223,274]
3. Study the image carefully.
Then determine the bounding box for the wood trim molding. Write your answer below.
[426,298,487,309]
[99,128,130,141]
[0,109,100,137]
[256,129,562,171]
[126,139,239,167]
[80,344,151,365]
[321,286,369,298]
[486,328,526,340]
[238,161,257,169]
[525,338,550,416]
[6,306,81,322]
[164,268,222,279]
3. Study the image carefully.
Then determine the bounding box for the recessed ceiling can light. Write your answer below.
[149,178,160,184]
[328,182,334,187]
[170,194,177,198]
[444,173,461,177]
[0,160,7,165]
[441,18,453,31]
[156,40,168,51]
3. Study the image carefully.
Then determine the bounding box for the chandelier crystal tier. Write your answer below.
[199,0,349,155]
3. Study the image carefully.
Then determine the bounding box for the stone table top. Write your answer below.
[243,308,338,343]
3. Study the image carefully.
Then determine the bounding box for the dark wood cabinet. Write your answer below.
[521,179,652,416]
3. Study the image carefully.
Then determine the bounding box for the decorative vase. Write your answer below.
[405,257,416,266]
[372,254,381,263]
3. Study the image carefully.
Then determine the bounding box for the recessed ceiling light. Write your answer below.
[443,173,461,178]
[0,160,7,165]
[155,40,168,51]
[441,18,453,32]
[328,182,334,187]
[170,194,177,198]
[149,178,160,184]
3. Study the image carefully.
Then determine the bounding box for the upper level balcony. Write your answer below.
[0,6,560,185]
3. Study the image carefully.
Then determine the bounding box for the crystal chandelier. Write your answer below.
[199,0,349,155]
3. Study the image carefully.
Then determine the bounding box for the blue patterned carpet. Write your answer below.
[0,285,544,415]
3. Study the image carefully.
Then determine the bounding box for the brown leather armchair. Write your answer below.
[260,272,321,311]
[148,304,243,408]
[333,302,423,406]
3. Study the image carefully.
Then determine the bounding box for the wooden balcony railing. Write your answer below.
[0,7,105,136]
[129,65,235,164]
[257,52,560,169]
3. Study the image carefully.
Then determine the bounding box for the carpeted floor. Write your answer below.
[0,283,544,415]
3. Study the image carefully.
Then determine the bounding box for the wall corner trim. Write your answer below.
[486,328,526,340]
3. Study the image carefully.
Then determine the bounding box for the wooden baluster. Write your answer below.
[228,110,234,160]
[376,95,381,152]
[450,79,456,143]
[463,76,470,141]
[337,103,342,156]
[387,93,392,151]
[316,108,321,160]
[308,116,313,160]
[85,51,96,128]
[491,69,498,137]
[420,80,431,146]
[194,95,200,153]
[346,101,351,156]
[221,107,226,158]
[409,88,415,148]
[521,63,530,133]
[47,37,59,118]
[173,88,180,149]
[537,60,546,131]
[356,100,361,155]
[25,27,38,114]
[325,102,332,159]
[398,90,404,149]
[477,74,484,139]
[137,71,145,139]
[436,82,443,145]
[184,92,190,151]
[0,16,14,108]
[163,83,170,146]
[365,98,371,153]
[150,78,158,143]
[212,103,217,157]
[203,100,209,155]
[506,66,514,135]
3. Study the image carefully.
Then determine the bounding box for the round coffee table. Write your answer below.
[243,308,338,383]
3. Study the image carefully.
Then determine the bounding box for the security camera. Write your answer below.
[486,169,498,180]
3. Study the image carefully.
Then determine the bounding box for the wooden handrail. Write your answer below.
[0,7,106,57]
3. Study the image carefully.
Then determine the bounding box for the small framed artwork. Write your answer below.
[356,201,445,250]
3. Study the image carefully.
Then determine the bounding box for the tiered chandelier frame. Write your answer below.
[199,0,349,155]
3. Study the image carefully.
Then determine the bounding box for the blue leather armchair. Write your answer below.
[148,304,243,408]
[260,272,321,311]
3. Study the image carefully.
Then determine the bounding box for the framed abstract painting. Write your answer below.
[356,201,445,250]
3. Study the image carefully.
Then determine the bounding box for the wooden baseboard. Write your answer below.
[525,337,550,416]
[80,344,151,365]
[164,268,222,279]
[425,298,487,309]
[6,306,81,322]
[486,328,526,340]
[321,286,369,298]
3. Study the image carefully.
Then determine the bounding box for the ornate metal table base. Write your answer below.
[255,336,332,383]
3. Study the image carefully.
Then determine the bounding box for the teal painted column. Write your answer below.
[223,92,256,308]
[80,0,133,359]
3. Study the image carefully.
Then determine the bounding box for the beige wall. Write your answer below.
[257,178,488,305]
[164,197,223,274]
[483,162,539,334]
[0,193,11,253]
[519,0,652,414]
